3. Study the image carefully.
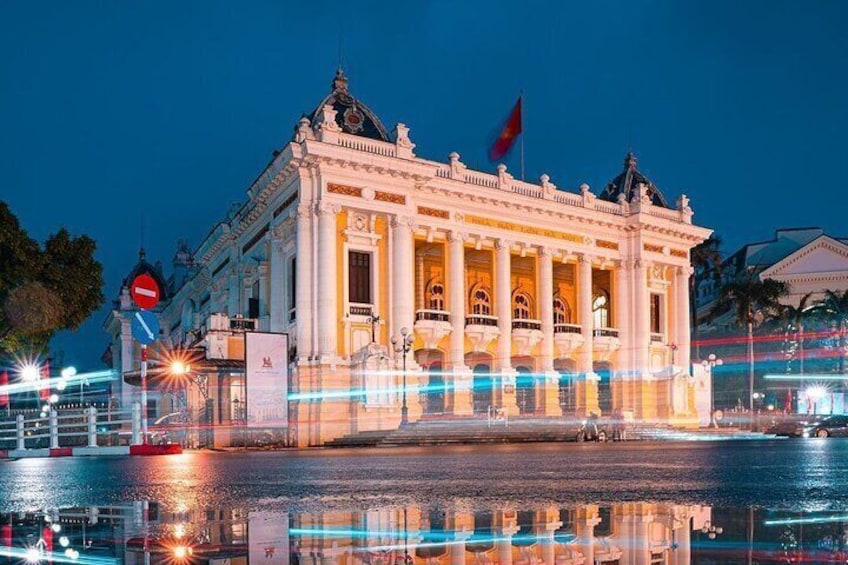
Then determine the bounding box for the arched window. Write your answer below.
[553,298,571,324]
[471,286,492,316]
[593,290,610,328]
[513,292,531,320]
[427,281,445,311]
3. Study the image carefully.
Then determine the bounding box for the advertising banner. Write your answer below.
[245,332,288,428]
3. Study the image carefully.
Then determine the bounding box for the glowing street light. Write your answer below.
[20,364,40,382]
[702,354,723,428]
[804,384,828,415]
[170,361,190,376]
[60,367,77,379]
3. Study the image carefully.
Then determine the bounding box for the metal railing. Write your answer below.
[512,319,542,331]
[466,314,499,327]
[554,323,583,334]
[593,327,620,338]
[349,303,373,317]
[415,309,450,322]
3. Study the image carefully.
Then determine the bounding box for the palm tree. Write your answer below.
[819,290,848,374]
[690,235,723,361]
[715,271,789,412]
[779,293,813,377]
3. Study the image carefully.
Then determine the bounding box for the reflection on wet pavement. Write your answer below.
[3,502,848,565]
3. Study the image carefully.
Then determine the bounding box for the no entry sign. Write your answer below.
[130,273,161,310]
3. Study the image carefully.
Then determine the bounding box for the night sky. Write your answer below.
[2,1,847,370]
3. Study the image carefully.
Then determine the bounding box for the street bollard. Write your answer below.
[87,407,98,448]
[131,402,142,446]
[49,410,59,449]
[16,414,25,451]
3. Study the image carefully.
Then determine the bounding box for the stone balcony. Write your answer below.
[465,314,500,352]
[554,323,584,358]
[593,327,621,360]
[511,318,543,356]
[413,309,452,350]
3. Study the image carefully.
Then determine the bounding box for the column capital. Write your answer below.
[316,201,342,216]
[578,253,594,265]
[677,264,695,277]
[634,258,650,269]
[448,230,467,243]
[495,238,513,251]
[296,204,313,219]
[538,246,554,258]
[390,214,418,231]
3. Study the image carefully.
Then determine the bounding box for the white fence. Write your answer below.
[0,403,142,452]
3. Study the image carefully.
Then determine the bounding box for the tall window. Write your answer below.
[513,293,531,320]
[288,256,296,322]
[248,280,260,319]
[592,290,610,328]
[471,286,492,315]
[427,281,445,311]
[553,298,571,324]
[348,251,372,304]
[650,293,662,334]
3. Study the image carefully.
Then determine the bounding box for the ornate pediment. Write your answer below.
[760,235,848,279]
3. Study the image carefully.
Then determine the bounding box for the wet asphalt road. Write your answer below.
[1,439,847,513]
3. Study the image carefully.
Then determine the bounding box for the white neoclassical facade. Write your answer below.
[106,70,711,446]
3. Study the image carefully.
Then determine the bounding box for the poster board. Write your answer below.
[244,332,289,429]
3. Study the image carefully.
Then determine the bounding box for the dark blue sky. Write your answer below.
[3,1,848,369]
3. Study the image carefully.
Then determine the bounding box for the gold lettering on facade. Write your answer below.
[417,206,450,219]
[596,240,619,250]
[464,214,583,243]
[375,191,406,205]
[327,183,362,197]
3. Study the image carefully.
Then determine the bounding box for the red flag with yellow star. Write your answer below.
[488,97,522,162]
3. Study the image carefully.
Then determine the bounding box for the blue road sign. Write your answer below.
[131,310,159,345]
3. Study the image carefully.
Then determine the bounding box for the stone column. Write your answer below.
[674,516,692,565]
[295,205,313,362]
[538,247,561,416]
[633,259,651,419]
[676,266,692,374]
[577,254,599,415]
[269,233,286,332]
[448,232,467,371]
[227,244,239,317]
[448,232,473,416]
[615,260,632,411]
[496,239,513,371]
[391,216,416,354]
[316,202,340,362]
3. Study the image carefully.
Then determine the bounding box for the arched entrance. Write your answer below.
[594,361,613,414]
[468,353,494,415]
[555,358,578,414]
[514,364,536,415]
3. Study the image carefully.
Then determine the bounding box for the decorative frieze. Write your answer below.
[327,183,362,197]
[596,240,619,250]
[464,214,584,244]
[670,248,688,258]
[644,243,664,254]
[374,190,406,205]
[417,206,450,219]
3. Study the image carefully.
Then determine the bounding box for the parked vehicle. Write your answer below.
[799,415,848,438]
[765,415,825,437]
[577,413,608,442]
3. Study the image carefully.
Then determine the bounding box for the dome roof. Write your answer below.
[599,152,670,208]
[307,69,390,142]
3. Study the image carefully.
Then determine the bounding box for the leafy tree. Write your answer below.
[714,271,789,412]
[778,293,813,377]
[690,235,723,361]
[0,201,104,356]
[818,289,848,374]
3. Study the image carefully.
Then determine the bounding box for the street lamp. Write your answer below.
[702,353,723,428]
[391,327,414,426]
[701,520,723,540]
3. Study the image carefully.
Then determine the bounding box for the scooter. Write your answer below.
[576,419,607,442]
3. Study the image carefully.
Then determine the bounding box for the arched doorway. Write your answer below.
[514,364,536,415]
[594,361,613,414]
[468,353,494,415]
[426,362,445,415]
[555,358,578,414]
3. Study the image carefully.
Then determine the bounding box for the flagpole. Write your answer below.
[519,89,525,181]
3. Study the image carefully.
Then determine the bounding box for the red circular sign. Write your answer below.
[130,273,161,309]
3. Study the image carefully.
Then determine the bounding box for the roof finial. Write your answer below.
[624,151,637,169]
[139,247,146,261]
[333,67,348,92]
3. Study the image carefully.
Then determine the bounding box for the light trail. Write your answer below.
[288,527,575,547]
[764,514,848,526]
[764,374,848,381]
[0,370,116,396]
[0,546,119,565]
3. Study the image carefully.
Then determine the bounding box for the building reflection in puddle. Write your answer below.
[1,503,848,565]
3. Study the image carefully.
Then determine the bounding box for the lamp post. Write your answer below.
[700,520,723,540]
[702,353,723,428]
[391,327,414,426]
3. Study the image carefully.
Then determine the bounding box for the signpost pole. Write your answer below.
[141,344,148,445]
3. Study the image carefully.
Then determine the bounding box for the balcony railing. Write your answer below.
[466,314,499,327]
[512,319,541,331]
[349,303,374,317]
[650,332,665,344]
[415,309,450,322]
[229,317,256,332]
[593,327,619,338]
[554,323,582,334]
